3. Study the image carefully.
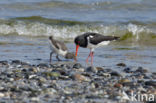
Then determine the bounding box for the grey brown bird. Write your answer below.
[74,32,119,65]
[49,36,76,63]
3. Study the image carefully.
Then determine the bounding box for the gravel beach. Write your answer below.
[0,60,155,103]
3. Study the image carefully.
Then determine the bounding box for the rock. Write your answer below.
[31,97,39,102]
[122,82,137,87]
[110,71,121,77]
[100,73,111,78]
[58,69,68,76]
[73,63,82,69]
[72,74,90,82]
[152,72,156,75]
[114,83,123,88]
[11,60,29,65]
[145,81,156,87]
[11,60,21,64]
[103,68,112,73]
[85,66,97,73]
[0,61,8,65]
[135,67,148,73]
[123,67,133,73]
[119,79,131,84]
[116,63,126,67]
[96,67,104,71]
[37,63,49,68]
[29,67,38,73]
[43,72,60,78]
[0,93,5,97]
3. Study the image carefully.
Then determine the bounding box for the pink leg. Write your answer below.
[91,52,94,66]
[86,51,91,64]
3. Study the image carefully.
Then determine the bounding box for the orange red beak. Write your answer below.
[75,45,79,57]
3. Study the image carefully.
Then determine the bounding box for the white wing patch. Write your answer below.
[89,35,94,38]
[87,37,110,49]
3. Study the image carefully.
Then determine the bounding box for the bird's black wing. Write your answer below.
[88,33,119,45]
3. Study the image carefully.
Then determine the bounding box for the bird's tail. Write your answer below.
[114,36,120,40]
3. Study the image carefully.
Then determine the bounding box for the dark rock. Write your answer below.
[135,67,148,73]
[12,60,21,64]
[22,69,27,72]
[11,60,30,66]
[122,82,137,87]
[145,81,156,87]
[123,67,133,73]
[116,63,126,67]
[73,63,82,69]
[85,66,97,73]
[58,69,68,76]
[110,71,121,77]
[152,72,156,75]
[103,68,112,73]
[0,61,8,65]
[37,63,49,68]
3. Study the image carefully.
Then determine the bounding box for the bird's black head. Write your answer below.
[74,35,87,47]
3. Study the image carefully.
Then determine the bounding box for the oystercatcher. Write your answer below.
[49,36,76,63]
[74,32,119,65]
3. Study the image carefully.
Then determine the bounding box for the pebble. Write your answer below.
[85,66,97,73]
[119,78,131,84]
[145,81,156,87]
[123,67,133,73]
[110,71,121,77]
[0,60,155,103]
[0,61,8,65]
[37,63,49,68]
[72,74,90,82]
[135,67,148,73]
[72,63,82,69]
[116,63,126,67]
[0,93,5,97]
[114,83,123,88]
[31,97,39,102]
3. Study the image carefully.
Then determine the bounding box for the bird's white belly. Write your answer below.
[87,41,110,49]
[49,42,67,57]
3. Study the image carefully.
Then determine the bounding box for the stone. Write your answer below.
[37,63,49,68]
[145,81,156,87]
[0,93,5,97]
[119,79,131,84]
[123,67,133,73]
[73,63,82,69]
[72,74,90,82]
[135,67,148,73]
[0,61,8,65]
[85,66,97,73]
[116,63,126,67]
[114,83,123,88]
[110,71,121,77]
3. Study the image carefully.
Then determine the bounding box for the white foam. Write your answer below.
[0,21,155,42]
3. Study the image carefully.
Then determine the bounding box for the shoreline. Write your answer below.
[0,60,155,103]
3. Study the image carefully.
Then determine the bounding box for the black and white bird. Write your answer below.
[49,36,76,63]
[74,32,119,65]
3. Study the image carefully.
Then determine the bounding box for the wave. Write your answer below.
[0,17,156,45]
[1,0,156,11]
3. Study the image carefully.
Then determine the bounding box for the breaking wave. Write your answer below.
[0,16,156,45]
